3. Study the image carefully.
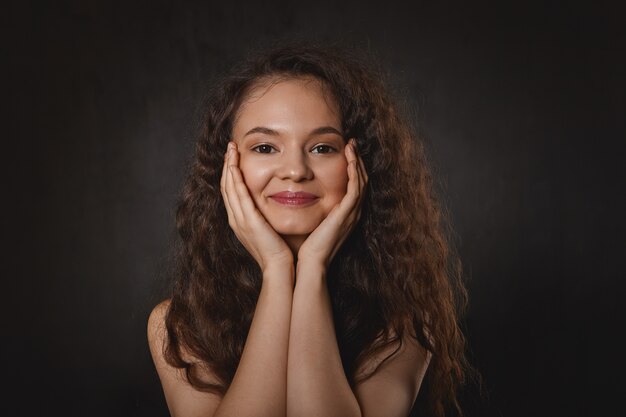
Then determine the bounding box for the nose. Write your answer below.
[276,148,313,182]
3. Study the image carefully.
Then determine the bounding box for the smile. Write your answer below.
[269,191,319,207]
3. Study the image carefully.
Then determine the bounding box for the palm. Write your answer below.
[221,143,293,271]
[298,140,368,269]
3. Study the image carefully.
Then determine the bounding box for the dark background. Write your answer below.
[6,0,625,416]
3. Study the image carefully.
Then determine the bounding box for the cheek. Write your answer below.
[238,157,271,197]
[320,160,349,202]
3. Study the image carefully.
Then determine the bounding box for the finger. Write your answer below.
[339,142,361,215]
[229,163,265,224]
[228,145,267,229]
[348,141,362,200]
[351,139,367,186]
[350,140,368,209]
[221,143,236,219]
[347,141,367,222]
[350,159,364,223]
[220,143,230,192]
[225,145,244,221]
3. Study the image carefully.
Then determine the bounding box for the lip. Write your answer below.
[269,191,319,206]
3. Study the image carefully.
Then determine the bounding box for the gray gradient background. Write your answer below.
[6,0,625,416]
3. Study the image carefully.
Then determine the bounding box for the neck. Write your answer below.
[281,234,307,260]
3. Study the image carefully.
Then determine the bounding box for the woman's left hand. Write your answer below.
[297,138,368,271]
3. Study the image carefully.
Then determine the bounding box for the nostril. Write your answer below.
[278,162,313,181]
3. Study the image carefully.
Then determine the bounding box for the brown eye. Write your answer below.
[311,144,335,154]
[252,144,275,154]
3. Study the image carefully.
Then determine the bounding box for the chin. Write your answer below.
[269,218,321,236]
[273,224,316,236]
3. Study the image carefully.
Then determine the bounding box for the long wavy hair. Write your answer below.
[164,42,472,417]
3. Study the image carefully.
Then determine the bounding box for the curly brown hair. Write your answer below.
[164,41,472,417]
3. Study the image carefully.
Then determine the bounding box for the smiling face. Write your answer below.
[231,76,349,249]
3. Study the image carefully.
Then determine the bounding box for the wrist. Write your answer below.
[262,261,295,286]
[261,251,294,273]
[295,260,327,281]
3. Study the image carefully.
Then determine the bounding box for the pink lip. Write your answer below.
[269,191,319,206]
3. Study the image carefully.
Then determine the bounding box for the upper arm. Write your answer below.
[147,300,223,417]
[353,332,432,417]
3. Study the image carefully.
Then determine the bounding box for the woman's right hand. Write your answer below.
[220,142,294,273]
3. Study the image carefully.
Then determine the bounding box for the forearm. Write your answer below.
[286,263,361,417]
[214,264,294,417]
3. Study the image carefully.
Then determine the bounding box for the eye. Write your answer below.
[251,144,276,154]
[311,144,336,154]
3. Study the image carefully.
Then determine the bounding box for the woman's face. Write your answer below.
[231,77,348,243]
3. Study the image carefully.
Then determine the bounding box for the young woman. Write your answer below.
[148,43,471,417]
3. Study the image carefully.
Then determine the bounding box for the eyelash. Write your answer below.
[251,144,337,154]
[311,144,336,154]
[252,144,275,154]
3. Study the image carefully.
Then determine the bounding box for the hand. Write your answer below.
[220,142,294,272]
[297,138,369,271]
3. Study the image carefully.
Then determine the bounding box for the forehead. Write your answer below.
[233,76,341,128]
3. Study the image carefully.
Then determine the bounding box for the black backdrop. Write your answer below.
[6,1,625,416]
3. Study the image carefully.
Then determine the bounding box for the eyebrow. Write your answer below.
[243,126,343,138]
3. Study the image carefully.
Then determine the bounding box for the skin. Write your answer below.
[147,77,431,417]
[231,78,351,256]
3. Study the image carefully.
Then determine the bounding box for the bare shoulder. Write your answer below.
[147,299,171,354]
[353,328,432,417]
[147,299,223,416]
